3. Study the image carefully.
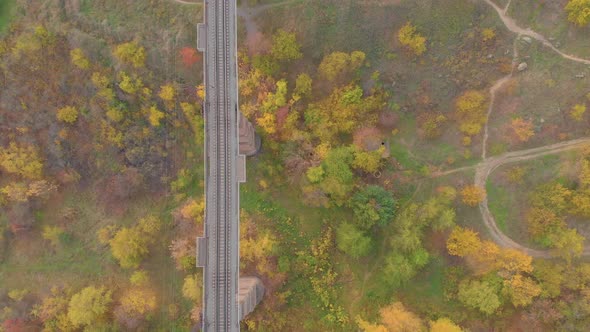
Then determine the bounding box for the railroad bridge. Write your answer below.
[196,0,263,331]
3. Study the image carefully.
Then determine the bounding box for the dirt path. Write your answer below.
[481,36,519,159]
[474,137,590,257]
[482,0,590,65]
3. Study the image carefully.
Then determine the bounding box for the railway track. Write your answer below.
[203,0,239,331]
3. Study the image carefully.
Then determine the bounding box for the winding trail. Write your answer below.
[475,138,590,257]
[482,0,590,65]
[473,0,590,257]
[481,35,519,159]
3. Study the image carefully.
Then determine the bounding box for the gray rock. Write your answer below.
[517,62,528,71]
[521,36,533,44]
[487,54,494,59]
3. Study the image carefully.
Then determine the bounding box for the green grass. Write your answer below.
[486,180,510,232]
[0,0,15,33]
[390,143,423,171]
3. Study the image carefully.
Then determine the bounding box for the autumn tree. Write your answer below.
[460,185,485,206]
[503,274,541,307]
[455,90,488,137]
[130,270,149,286]
[240,214,278,275]
[318,51,366,82]
[447,227,481,257]
[118,71,143,95]
[570,103,587,121]
[179,47,200,67]
[159,84,176,103]
[398,22,427,56]
[57,106,79,124]
[42,225,64,248]
[113,41,146,68]
[0,142,44,180]
[148,105,165,127]
[67,286,112,328]
[532,260,564,298]
[565,0,590,27]
[70,48,90,69]
[182,274,202,302]
[549,228,584,264]
[458,279,501,315]
[511,117,534,142]
[270,29,302,61]
[529,182,572,214]
[336,222,373,258]
[304,84,383,142]
[356,317,388,332]
[525,207,566,245]
[33,287,74,330]
[109,216,160,268]
[379,302,424,332]
[118,288,157,316]
[430,318,463,332]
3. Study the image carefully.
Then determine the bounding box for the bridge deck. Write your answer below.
[202,0,240,331]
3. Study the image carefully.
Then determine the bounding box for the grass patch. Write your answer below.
[486,180,509,232]
[390,143,423,171]
[0,0,15,33]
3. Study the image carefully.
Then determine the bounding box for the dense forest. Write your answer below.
[1,0,590,331]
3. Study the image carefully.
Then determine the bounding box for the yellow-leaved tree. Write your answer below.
[460,185,486,206]
[455,90,488,137]
[565,0,590,27]
[57,106,79,124]
[113,41,146,68]
[0,142,44,179]
[67,286,112,328]
[398,22,427,56]
[430,318,463,332]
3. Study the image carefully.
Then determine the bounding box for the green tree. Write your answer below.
[67,286,112,327]
[317,146,356,205]
[270,29,302,61]
[293,73,312,100]
[458,279,501,315]
[336,222,373,258]
[382,248,429,288]
[351,185,396,230]
[565,0,590,27]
